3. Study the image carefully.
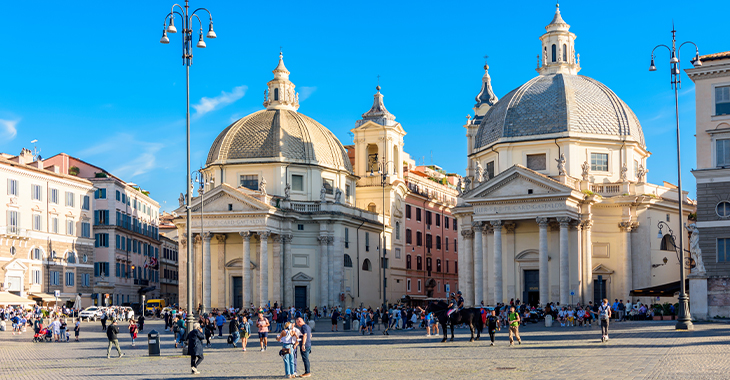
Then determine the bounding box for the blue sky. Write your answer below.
[1,0,727,212]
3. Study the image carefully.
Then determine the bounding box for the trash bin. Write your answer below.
[544,314,553,328]
[148,329,160,356]
[344,315,351,331]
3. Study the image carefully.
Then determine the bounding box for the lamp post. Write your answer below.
[193,169,213,315]
[370,160,394,310]
[649,26,701,330]
[159,0,216,344]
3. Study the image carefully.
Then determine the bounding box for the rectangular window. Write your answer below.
[526,154,547,171]
[407,279,411,292]
[50,188,59,204]
[116,235,120,249]
[406,229,412,244]
[33,214,42,231]
[446,259,449,273]
[717,139,730,167]
[453,218,457,231]
[416,231,423,247]
[418,279,422,292]
[716,85,730,115]
[634,160,639,179]
[65,272,74,286]
[82,195,90,210]
[8,210,19,233]
[365,232,370,251]
[486,161,495,179]
[116,190,121,201]
[32,270,41,284]
[406,255,412,269]
[83,273,90,287]
[116,262,121,277]
[7,179,18,196]
[345,228,349,248]
[346,184,352,198]
[81,222,91,238]
[291,175,304,191]
[395,247,401,259]
[426,211,432,225]
[121,193,126,203]
[95,188,107,199]
[445,237,449,251]
[31,184,42,201]
[95,233,109,247]
[323,178,334,195]
[240,175,258,191]
[66,220,74,235]
[444,216,449,229]
[436,235,441,250]
[436,214,441,227]
[416,208,422,222]
[33,248,42,260]
[719,238,730,263]
[65,191,75,207]
[590,153,609,172]
[426,234,432,249]
[51,271,60,286]
[406,205,411,219]
[94,210,109,225]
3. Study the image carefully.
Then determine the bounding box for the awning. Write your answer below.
[0,292,36,306]
[29,293,59,303]
[629,279,689,298]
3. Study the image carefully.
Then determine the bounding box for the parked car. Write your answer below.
[79,306,102,321]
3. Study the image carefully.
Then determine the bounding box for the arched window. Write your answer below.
[660,235,676,251]
[67,252,76,264]
[368,203,377,213]
[551,44,557,62]
[344,254,353,268]
[406,254,412,269]
[362,258,372,271]
[10,246,16,256]
[33,248,42,261]
[563,44,567,62]
[436,259,442,273]
[416,256,423,270]
[274,88,279,101]
[426,257,432,272]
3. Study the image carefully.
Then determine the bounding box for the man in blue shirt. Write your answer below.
[215,313,226,337]
[296,317,312,377]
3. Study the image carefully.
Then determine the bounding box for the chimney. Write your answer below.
[18,148,33,164]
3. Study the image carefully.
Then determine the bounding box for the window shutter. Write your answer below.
[94,263,99,277]
[104,263,109,277]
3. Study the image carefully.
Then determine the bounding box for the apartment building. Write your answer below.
[0,149,95,307]
[44,154,161,306]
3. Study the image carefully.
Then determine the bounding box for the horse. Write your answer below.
[425,300,483,342]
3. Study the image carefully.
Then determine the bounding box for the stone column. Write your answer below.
[481,225,490,306]
[259,231,271,306]
[472,222,484,306]
[582,221,593,305]
[619,222,634,299]
[240,232,252,308]
[460,229,474,307]
[327,236,335,307]
[283,234,293,308]
[491,220,503,304]
[574,222,583,302]
[318,235,328,308]
[179,234,188,309]
[457,224,465,298]
[557,217,571,305]
[202,232,213,313]
[273,235,282,306]
[215,234,227,309]
[536,217,549,306]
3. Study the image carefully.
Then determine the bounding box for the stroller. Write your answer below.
[33,327,53,343]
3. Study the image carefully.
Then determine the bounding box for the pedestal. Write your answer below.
[689,274,708,321]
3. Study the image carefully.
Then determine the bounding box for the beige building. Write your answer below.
[686,51,730,319]
[0,149,95,307]
[455,5,693,307]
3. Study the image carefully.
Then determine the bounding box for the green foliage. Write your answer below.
[68,166,80,176]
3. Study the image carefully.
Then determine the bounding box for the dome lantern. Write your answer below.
[263,52,300,111]
[537,3,580,75]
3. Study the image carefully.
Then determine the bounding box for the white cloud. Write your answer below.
[298,86,317,102]
[192,85,247,117]
[78,133,164,178]
[0,118,19,140]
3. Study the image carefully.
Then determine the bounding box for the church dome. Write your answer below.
[474,73,645,151]
[206,108,353,172]
[206,53,353,173]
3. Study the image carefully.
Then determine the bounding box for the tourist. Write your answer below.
[215,312,225,338]
[49,317,61,342]
[618,300,626,321]
[597,298,611,342]
[487,309,500,346]
[128,319,138,346]
[74,318,81,341]
[257,312,270,351]
[203,318,213,347]
[330,307,340,332]
[566,306,575,327]
[174,316,186,349]
[188,322,205,374]
[101,311,108,332]
[277,322,298,378]
[106,320,124,359]
[60,318,67,342]
[229,315,240,348]
[382,308,390,335]
[241,314,251,352]
[507,306,522,346]
[295,317,312,377]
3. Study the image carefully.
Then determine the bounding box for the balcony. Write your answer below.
[134,279,150,286]
[590,183,622,196]
[0,226,29,237]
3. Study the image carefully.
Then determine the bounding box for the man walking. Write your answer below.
[597,298,611,342]
[215,313,225,338]
[507,306,521,346]
[106,320,124,359]
[296,317,312,378]
[487,310,501,346]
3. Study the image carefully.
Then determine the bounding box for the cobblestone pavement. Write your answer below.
[1,319,729,380]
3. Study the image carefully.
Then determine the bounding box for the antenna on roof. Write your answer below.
[30,139,41,162]
[348,131,354,143]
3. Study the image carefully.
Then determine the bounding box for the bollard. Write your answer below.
[148,329,160,356]
[544,314,553,327]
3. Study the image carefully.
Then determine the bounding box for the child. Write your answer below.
[74,318,81,341]
[128,319,138,346]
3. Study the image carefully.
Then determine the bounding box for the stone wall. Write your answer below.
[708,277,730,318]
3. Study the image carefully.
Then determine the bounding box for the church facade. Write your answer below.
[455,5,695,307]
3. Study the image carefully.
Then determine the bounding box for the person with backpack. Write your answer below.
[507,306,522,346]
[229,316,240,348]
[597,298,612,342]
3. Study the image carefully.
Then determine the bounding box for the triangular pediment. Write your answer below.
[184,183,273,214]
[225,258,256,270]
[593,264,614,275]
[3,258,27,271]
[292,272,313,282]
[465,165,574,200]
[351,120,406,136]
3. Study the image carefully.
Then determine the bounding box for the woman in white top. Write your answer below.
[277,322,299,378]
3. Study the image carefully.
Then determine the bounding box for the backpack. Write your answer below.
[599,305,610,320]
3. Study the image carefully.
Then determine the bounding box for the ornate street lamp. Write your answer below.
[193,169,213,315]
[370,159,394,310]
[158,0,216,348]
[649,25,701,330]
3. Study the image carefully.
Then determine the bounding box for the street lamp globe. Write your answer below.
[649,57,656,72]
[693,52,702,67]
[196,33,206,48]
[167,18,177,33]
[206,23,217,39]
[160,30,170,44]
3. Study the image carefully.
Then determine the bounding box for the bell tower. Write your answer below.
[537,3,581,75]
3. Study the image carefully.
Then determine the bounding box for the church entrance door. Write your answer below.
[232,276,242,309]
[295,286,307,310]
[524,270,539,306]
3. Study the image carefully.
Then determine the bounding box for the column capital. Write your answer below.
[471,221,485,231]
[618,221,634,232]
[202,232,213,242]
[180,238,188,248]
[557,217,572,227]
[239,231,253,241]
[283,234,293,243]
[215,234,227,243]
[581,220,594,230]
[317,235,328,244]
[536,217,549,227]
[326,236,335,245]
[193,234,202,244]
[461,229,474,239]
[258,231,271,240]
[504,222,516,233]
[490,220,503,228]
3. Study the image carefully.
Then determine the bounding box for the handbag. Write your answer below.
[279,347,291,356]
